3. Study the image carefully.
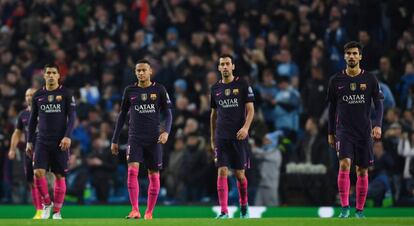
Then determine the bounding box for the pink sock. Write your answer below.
[53,178,66,213]
[338,170,350,207]
[34,176,51,205]
[217,176,228,214]
[31,185,42,210]
[237,178,248,206]
[146,173,160,215]
[127,166,139,211]
[356,174,369,211]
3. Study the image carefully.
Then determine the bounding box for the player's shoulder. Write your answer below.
[234,76,249,86]
[211,80,221,90]
[32,87,45,98]
[124,83,137,92]
[362,70,377,81]
[59,86,74,96]
[152,82,167,92]
[328,71,344,84]
[18,109,29,118]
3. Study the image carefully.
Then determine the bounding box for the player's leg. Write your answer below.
[51,173,66,220]
[336,138,353,218]
[215,139,230,219]
[126,143,143,219]
[25,155,42,219]
[145,169,160,220]
[33,141,53,219]
[144,143,163,220]
[233,140,249,218]
[50,144,69,220]
[354,140,372,218]
[355,166,368,218]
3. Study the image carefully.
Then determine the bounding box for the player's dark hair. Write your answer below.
[136,59,151,66]
[218,54,234,64]
[44,63,60,72]
[344,41,363,54]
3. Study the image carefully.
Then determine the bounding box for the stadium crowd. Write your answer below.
[0,0,414,207]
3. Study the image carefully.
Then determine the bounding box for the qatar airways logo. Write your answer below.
[219,98,239,108]
[40,104,62,113]
[342,94,365,104]
[134,104,156,113]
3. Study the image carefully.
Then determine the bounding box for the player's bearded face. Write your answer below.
[345,48,362,68]
[44,68,60,85]
[218,58,234,78]
[135,63,152,82]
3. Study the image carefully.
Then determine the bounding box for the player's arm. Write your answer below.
[111,88,130,155]
[210,88,217,151]
[8,129,23,160]
[158,87,172,144]
[60,92,76,151]
[237,83,255,140]
[237,102,254,140]
[372,77,385,140]
[27,95,38,156]
[327,77,336,149]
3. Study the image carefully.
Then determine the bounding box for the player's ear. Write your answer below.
[232,63,235,70]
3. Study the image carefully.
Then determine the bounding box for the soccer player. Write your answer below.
[27,63,76,220]
[210,54,255,219]
[111,59,172,220]
[8,88,42,219]
[327,41,384,218]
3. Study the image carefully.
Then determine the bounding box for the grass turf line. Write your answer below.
[0,218,413,226]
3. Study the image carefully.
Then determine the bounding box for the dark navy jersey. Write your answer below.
[28,85,76,142]
[327,70,384,141]
[211,77,255,139]
[16,109,30,139]
[112,82,172,144]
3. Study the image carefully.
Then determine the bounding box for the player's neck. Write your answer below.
[345,67,361,77]
[45,83,59,91]
[222,75,234,84]
[138,80,152,88]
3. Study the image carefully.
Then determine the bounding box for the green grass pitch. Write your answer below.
[0,218,413,226]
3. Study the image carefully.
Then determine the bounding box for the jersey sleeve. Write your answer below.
[327,76,337,134]
[371,75,385,101]
[210,86,217,109]
[16,112,24,131]
[64,90,76,138]
[244,81,255,103]
[160,85,172,111]
[111,87,131,144]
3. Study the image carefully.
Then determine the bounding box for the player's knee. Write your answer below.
[218,167,228,177]
[356,167,368,176]
[235,171,246,181]
[339,159,351,170]
[55,174,65,180]
[34,169,45,178]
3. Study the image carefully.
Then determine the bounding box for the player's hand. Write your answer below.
[236,127,249,140]
[372,126,382,140]
[26,142,33,157]
[111,143,119,155]
[328,134,335,149]
[8,149,16,160]
[158,132,169,144]
[59,137,71,151]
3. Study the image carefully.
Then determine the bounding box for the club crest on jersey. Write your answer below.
[350,83,357,91]
[141,93,147,101]
[150,93,157,100]
[225,89,231,96]
[56,95,62,102]
[48,95,54,102]
[360,83,367,91]
[233,89,239,95]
